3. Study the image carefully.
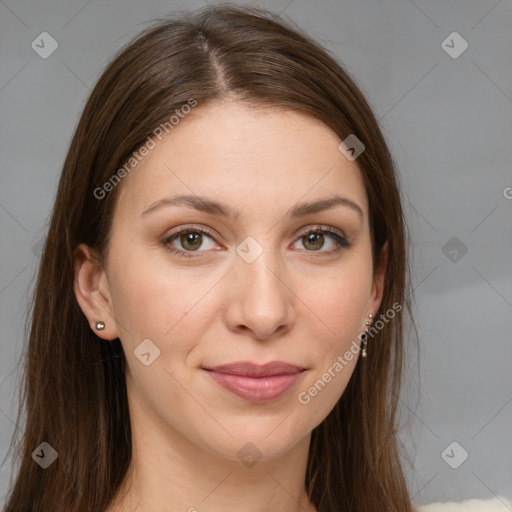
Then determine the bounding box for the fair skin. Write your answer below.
[74,101,387,512]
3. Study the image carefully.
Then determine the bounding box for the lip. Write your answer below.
[203,361,306,403]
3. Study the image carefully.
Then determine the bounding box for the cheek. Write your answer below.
[295,262,370,408]
[107,248,219,373]
[299,263,371,341]
[296,280,365,424]
[106,247,190,344]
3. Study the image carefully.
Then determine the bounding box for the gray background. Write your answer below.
[1,0,511,508]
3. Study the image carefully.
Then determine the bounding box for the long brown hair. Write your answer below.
[3,4,417,511]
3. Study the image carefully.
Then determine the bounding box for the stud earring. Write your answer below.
[361,313,374,358]
[95,321,105,331]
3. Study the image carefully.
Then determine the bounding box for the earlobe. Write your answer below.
[73,243,119,340]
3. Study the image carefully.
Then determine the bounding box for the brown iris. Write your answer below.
[302,232,324,251]
[180,232,203,251]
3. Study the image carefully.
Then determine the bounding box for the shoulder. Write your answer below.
[414,496,512,512]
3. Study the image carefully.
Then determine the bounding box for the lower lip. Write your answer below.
[205,370,304,403]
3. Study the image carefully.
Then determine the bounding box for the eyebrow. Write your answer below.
[140,193,364,220]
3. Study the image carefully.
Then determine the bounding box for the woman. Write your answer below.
[4,4,418,511]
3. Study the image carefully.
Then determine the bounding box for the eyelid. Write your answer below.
[295,224,347,240]
[162,224,218,245]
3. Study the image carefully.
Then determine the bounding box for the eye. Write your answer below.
[161,225,351,259]
[292,226,351,256]
[161,226,219,258]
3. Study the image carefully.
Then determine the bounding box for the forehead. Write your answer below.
[114,101,368,220]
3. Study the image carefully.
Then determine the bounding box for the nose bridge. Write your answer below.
[236,234,284,298]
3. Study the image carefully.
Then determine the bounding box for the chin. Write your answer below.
[194,423,311,465]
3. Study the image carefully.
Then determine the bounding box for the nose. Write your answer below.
[223,242,295,341]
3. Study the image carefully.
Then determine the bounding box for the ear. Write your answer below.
[368,240,388,316]
[73,243,119,340]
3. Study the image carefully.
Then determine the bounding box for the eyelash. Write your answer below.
[160,225,351,259]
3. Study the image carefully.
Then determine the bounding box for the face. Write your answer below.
[75,101,386,464]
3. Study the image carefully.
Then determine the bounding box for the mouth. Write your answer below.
[202,361,306,403]
[204,361,305,377]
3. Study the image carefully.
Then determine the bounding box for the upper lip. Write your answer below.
[203,361,305,377]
